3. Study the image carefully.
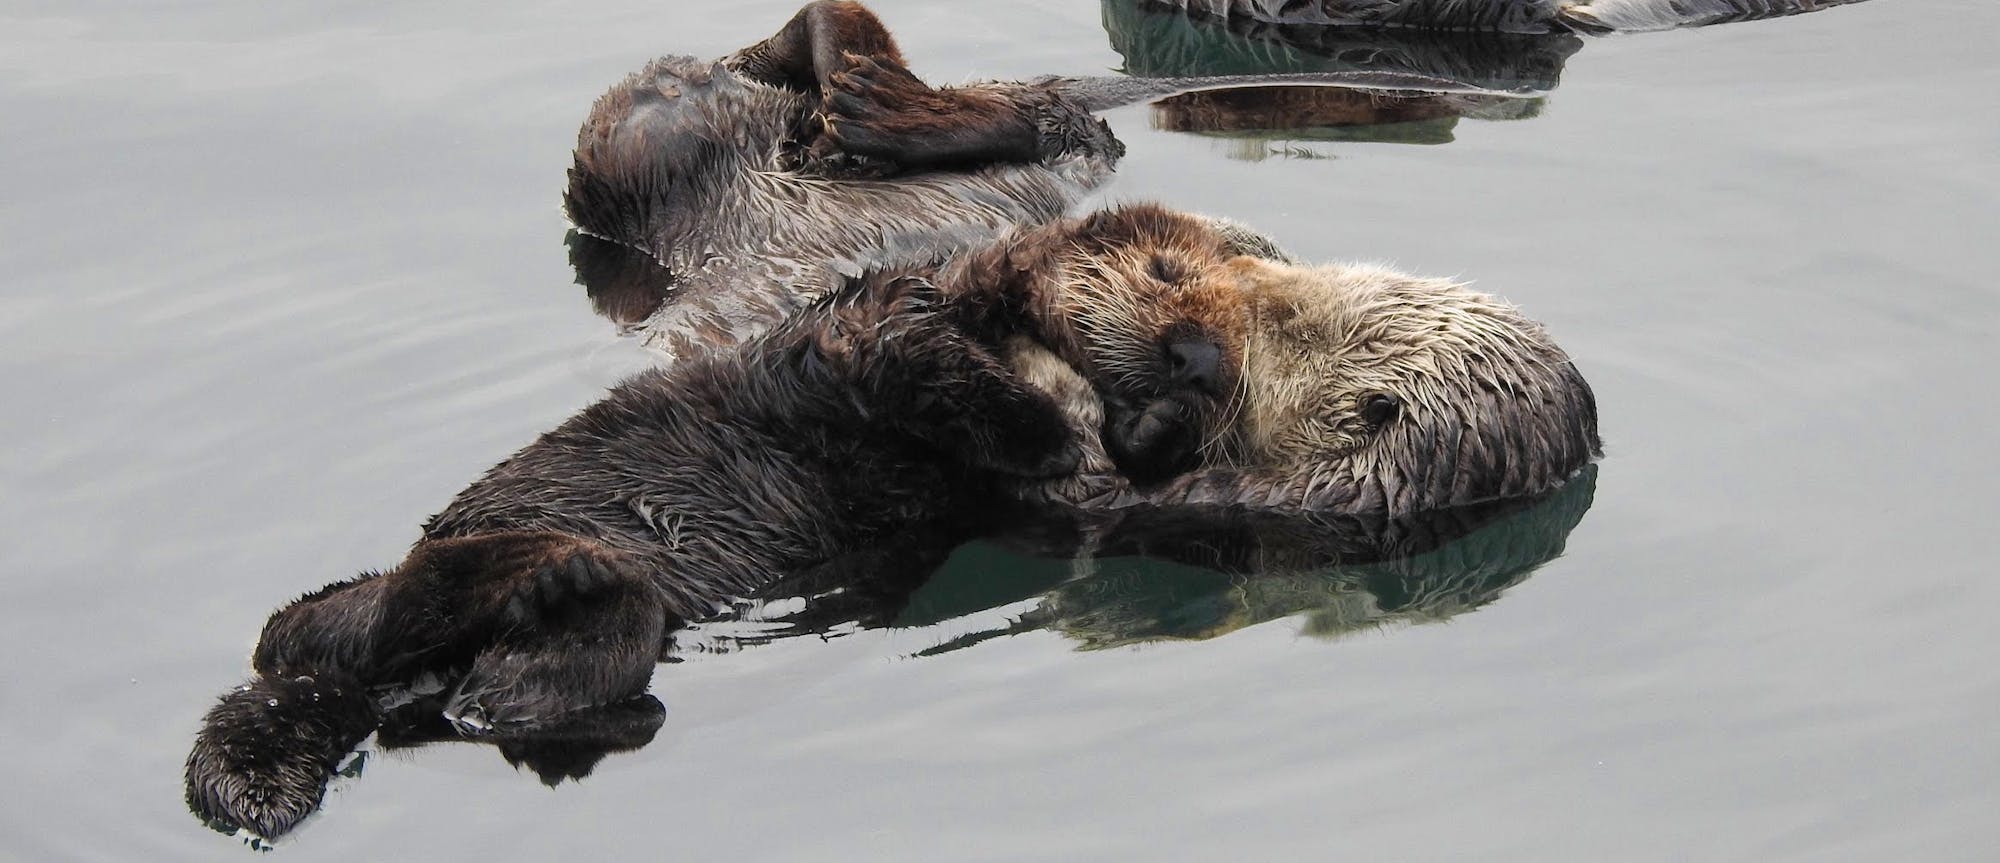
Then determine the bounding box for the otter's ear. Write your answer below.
[1204,218,1297,264]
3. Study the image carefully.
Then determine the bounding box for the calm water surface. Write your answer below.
[2,1,1995,859]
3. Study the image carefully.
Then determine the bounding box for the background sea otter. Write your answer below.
[187,1,1599,842]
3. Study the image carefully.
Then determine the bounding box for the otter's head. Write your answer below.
[1007,204,1600,514]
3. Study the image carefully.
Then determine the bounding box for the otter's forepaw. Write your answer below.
[1104,397,1201,484]
[948,379,1086,480]
[991,436,1085,480]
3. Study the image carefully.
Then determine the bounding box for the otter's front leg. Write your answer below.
[819,275,1081,478]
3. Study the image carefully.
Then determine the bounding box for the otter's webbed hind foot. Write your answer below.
[444,548,668,734]
[184,672,379,841]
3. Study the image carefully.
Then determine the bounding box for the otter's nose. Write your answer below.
[1167,338,1222,393]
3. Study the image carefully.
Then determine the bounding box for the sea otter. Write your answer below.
[186,1,1603,842]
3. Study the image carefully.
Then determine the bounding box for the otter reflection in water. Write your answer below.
[1103,0,1870,155]
[702,465,1597,655]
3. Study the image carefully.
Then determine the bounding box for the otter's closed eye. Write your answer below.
[1362,393,1402,427]
[1148,254,1187,284]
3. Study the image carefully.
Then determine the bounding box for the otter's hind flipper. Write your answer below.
[184,672,378,840]
[728,0,910,92]
[441,547,667,732]
[186,532,669,839]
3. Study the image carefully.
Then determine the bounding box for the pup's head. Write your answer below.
[994,204,1599,513]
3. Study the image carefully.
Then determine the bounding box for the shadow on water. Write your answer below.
[568,230,679,329]
[711,463,1599,655]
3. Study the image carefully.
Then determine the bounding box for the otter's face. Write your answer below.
[1027,208,1254,482]
[1021,204,1600,513]
[1224,256,1600,510]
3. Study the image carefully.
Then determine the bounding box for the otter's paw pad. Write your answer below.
[503,552,621,626]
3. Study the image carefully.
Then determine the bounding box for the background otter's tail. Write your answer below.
[184,672,380,840]
[1558,0,1870,32]
[1050,69,1538,113]
[1136,0,1868,34]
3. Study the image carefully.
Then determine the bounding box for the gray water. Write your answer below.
[2,1,1995,859]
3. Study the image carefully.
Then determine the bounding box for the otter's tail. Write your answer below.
[1050,69,1537,113]
[184,672,380,840]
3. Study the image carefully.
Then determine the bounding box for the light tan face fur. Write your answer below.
[1016,206,1598,510]
[1228,256,1570,466]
